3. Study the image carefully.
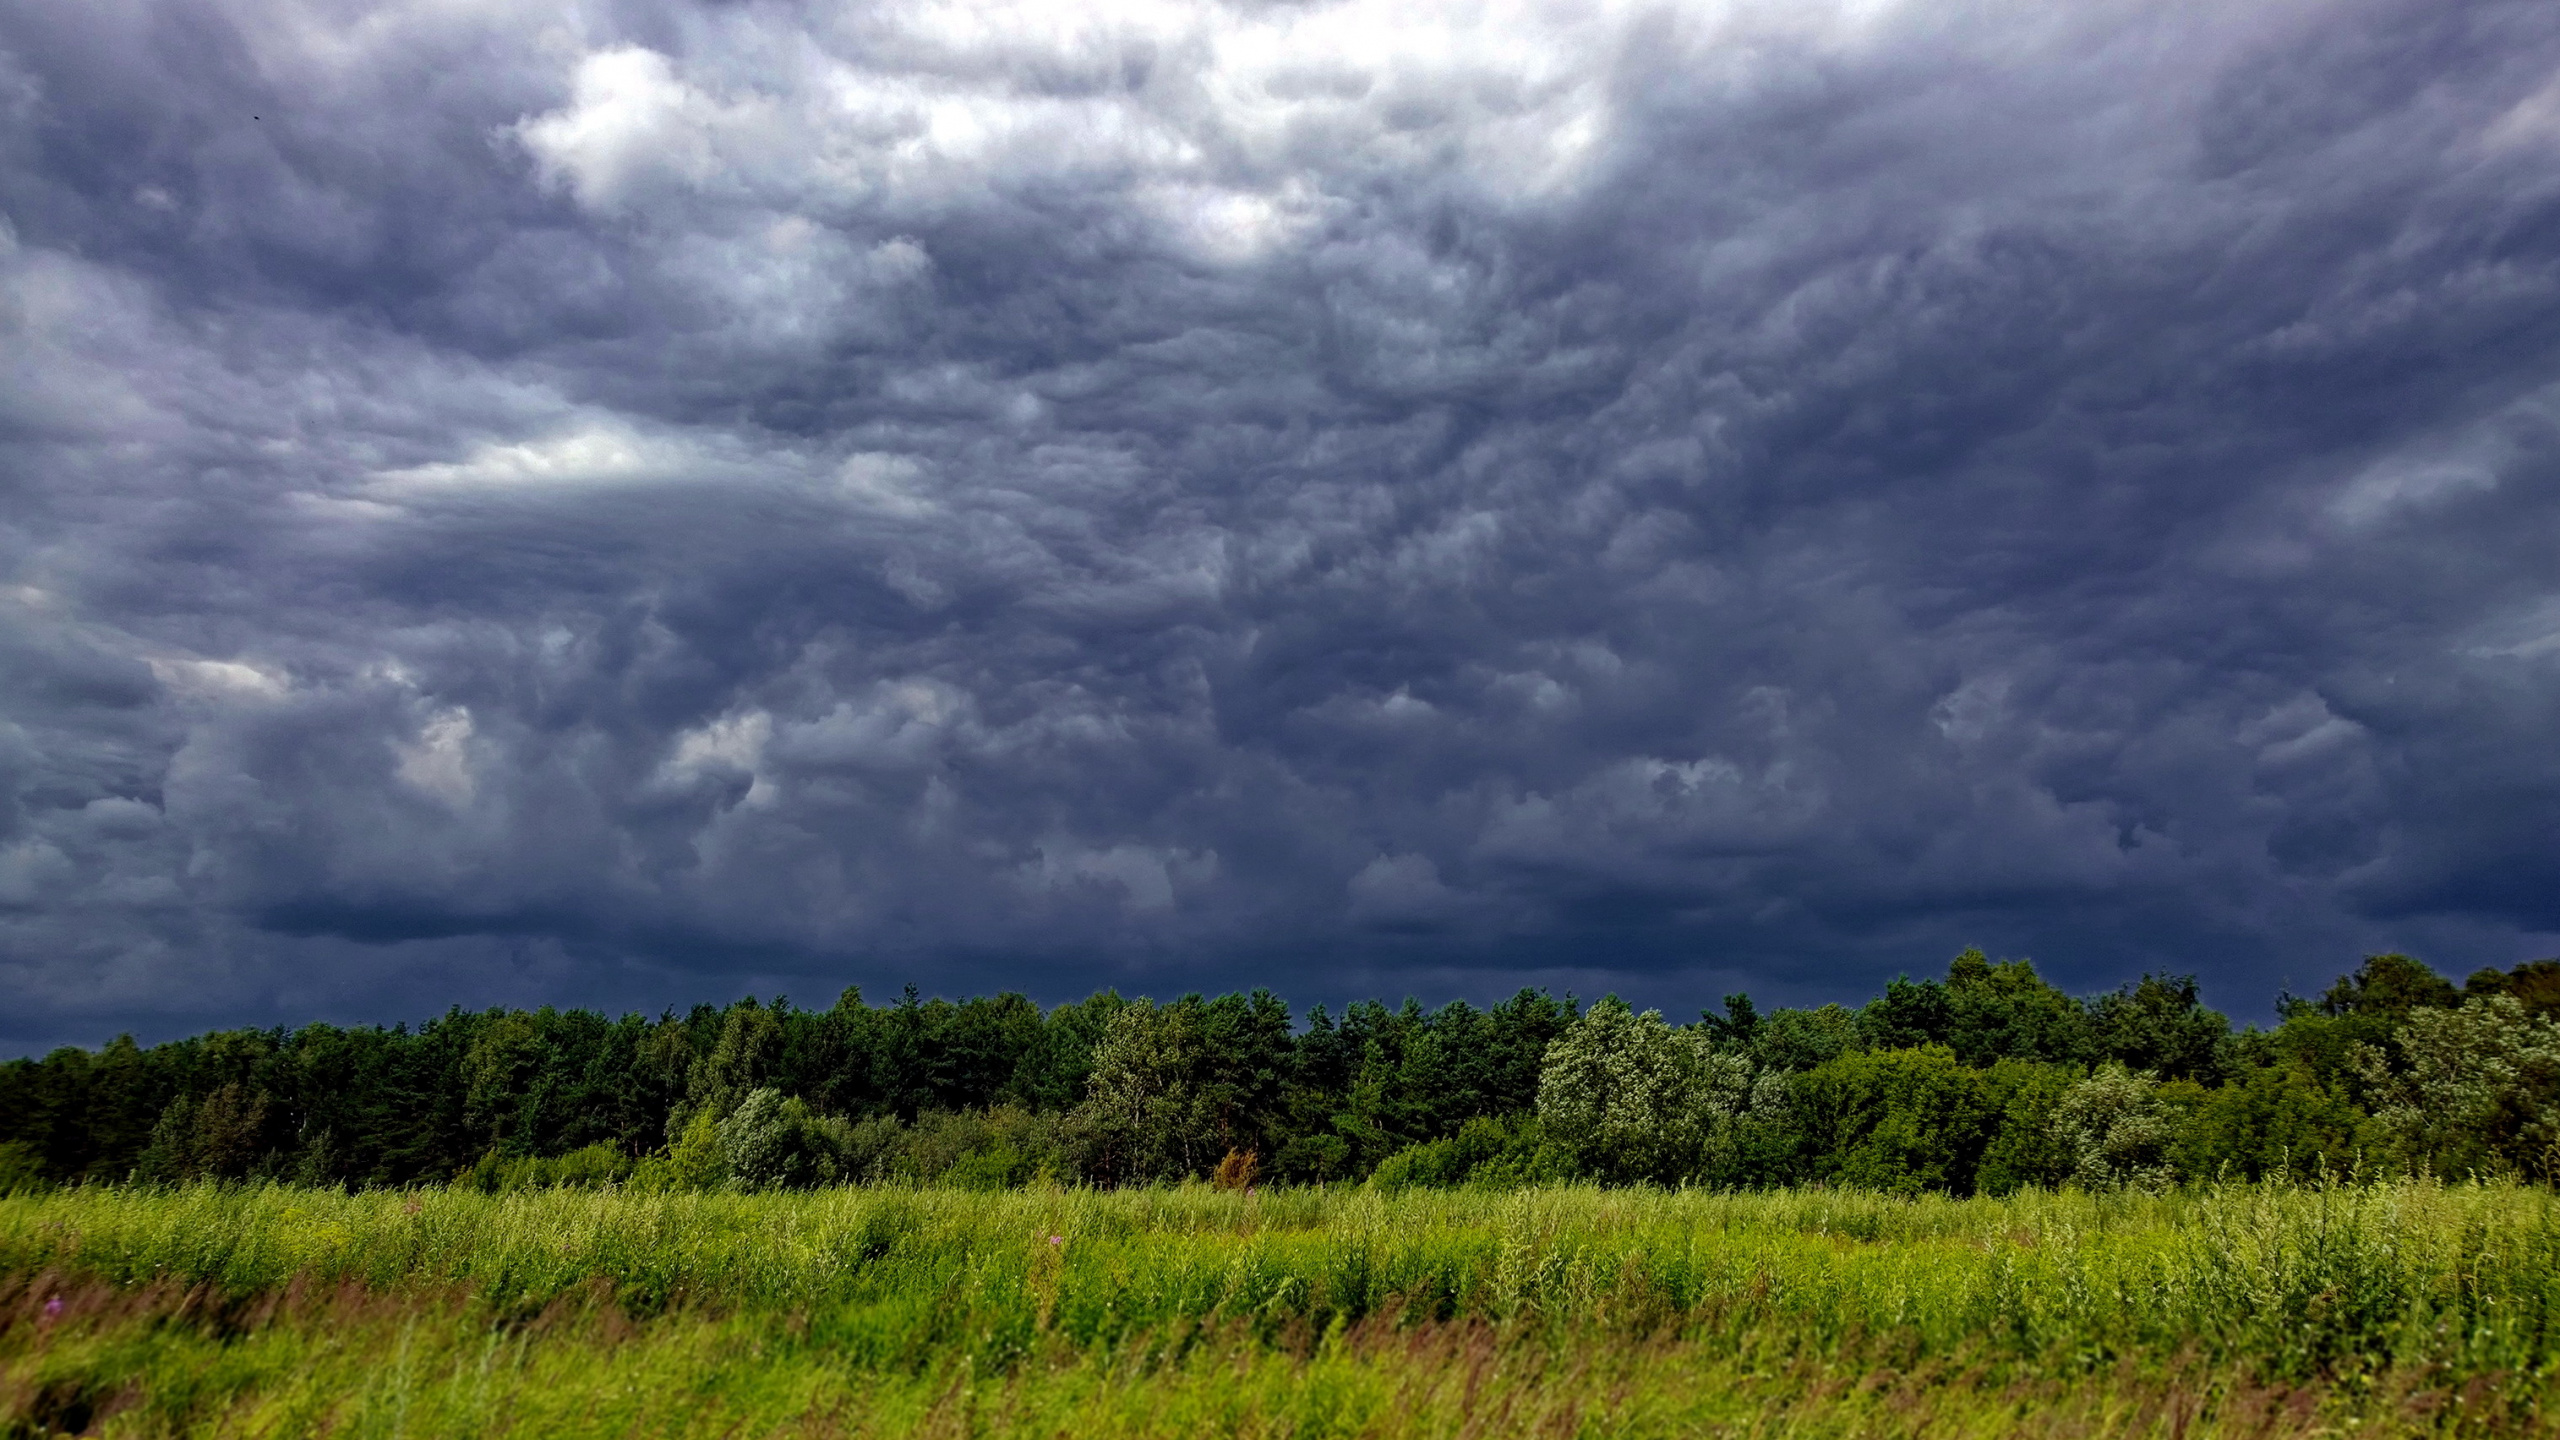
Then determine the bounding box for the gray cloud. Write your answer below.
[4,0,2559,1050]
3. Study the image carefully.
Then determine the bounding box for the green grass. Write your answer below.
[5,1180,2558,1436]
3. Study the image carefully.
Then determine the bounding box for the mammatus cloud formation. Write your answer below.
[2,0,2558,1050]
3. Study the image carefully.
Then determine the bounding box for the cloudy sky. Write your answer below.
[3,0,2557,1051]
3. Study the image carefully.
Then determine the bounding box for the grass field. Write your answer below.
[3,1180,2558,1437]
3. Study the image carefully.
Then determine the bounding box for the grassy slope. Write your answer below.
[3,1182,2556,1436]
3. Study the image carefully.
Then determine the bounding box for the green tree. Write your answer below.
[667,1107,728,1189]
[1857,977,1953,1052]
[1794,1046,1994,1195]
[1943,951,2093,1067]
[718,1087,853,1190]
[463,1010,555,1156]
[2169,1063,2363,1181]
[1750,1003,1860,1072]
[191,1081,273,1180]
[0,1141,42,1193]
[2318,953,2458,1021]
[687,1001,783,1128]
[1018,991,1129,1111]
[2354,995,2560,1179]
[2086,974,2230,1083]
[1973,1059,2080,1195]
[2054,1064,2173,1191]
[1069,999,1226,1183]
[1536,998,1751,1184]
[2463,960,2560,1020]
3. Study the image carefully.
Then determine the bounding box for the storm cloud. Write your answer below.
[3,0,2558,1050]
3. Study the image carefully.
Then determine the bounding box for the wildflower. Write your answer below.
[1048,1235,1064,1245]
[43,1297,62,1319]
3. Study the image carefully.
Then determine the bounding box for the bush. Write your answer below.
[667,1107,729,1189]
[1973,1059,2080,1195]
[2170,1063,2364,1182]
[1538,998,1751,1184]
[2054,1064,2173,1192]
[2355,994,2560,1179]
[0,1142,45,1195]
[894,1107,1070,1188]
[837,1115,909,1183]
[1212,1148,1260,1190]
[455,1142,634,1194]
[720,1089,858,1190]
[1795,1046,1995,1195]
[1369,1115,1572,1192]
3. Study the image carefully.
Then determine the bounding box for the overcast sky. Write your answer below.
[3,0,2557,1052]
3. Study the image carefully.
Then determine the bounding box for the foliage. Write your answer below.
[2171,1061,2364,1182]
[1536,998,1751,1183]
[1368,1115,1572,1191]
[665,1106,728,1190]
[1066,996,1285,1184]
[1972,1059,2081,1196]
[1747,1001,1861,1072]
[2055,1064,2175,1192]
[5,951,2560,1198]
[457,1141,634,1194]
[2465,959,2560,1020]
[893,1106,1071,1189]
[2089,973,2233,1083]
[2355,995,2560,1180]
[1794,1045,1997,1195]
[2318,953,2461,1020]
[8,1182,2560,1436]
[719,1088,855,1190]
[0,1143,42,1196]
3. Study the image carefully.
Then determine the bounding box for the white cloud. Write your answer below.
[1021,839,1216,913]
[517,47,729,211]
[146,657,293,703]
[1347,851,1465,927]
[395,708,477,806]
[663,710,777,806]
[370,422,669,491]
[508,0,1861,246]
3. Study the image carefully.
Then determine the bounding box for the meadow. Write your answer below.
[3,1179,2559,1437]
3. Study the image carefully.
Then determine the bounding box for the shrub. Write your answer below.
[0,1142,45,1195]
[667,1107,729,1190]
[1212,1148,1260,1191]
[2355,994,2560,1179]
[1973,1059,2080,1195]
[2170,1063,2363,1182]
[894,1107,1069,1189]
[2054,1064,2173,1192]
[1369,1115,1571,1192]
[720,1089,856,1190]
[1538,998,1751,1184]
[455,1142,635,1194]
[1795,1046,1994,1195]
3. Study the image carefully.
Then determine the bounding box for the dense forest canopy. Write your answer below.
[6,952,2558,1195]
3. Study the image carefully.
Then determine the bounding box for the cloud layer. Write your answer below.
[4,0,2559,1048]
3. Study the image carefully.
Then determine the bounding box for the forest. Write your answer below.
[6,950,2558,1197]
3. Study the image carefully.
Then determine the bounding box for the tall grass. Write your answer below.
[5,1181,2558,1435]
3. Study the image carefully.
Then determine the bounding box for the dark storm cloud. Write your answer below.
[4,0,2559,1050]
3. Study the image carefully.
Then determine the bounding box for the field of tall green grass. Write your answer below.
[5,1180,2558,1436]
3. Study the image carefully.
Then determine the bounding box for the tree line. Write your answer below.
[5,950,2557,1195]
